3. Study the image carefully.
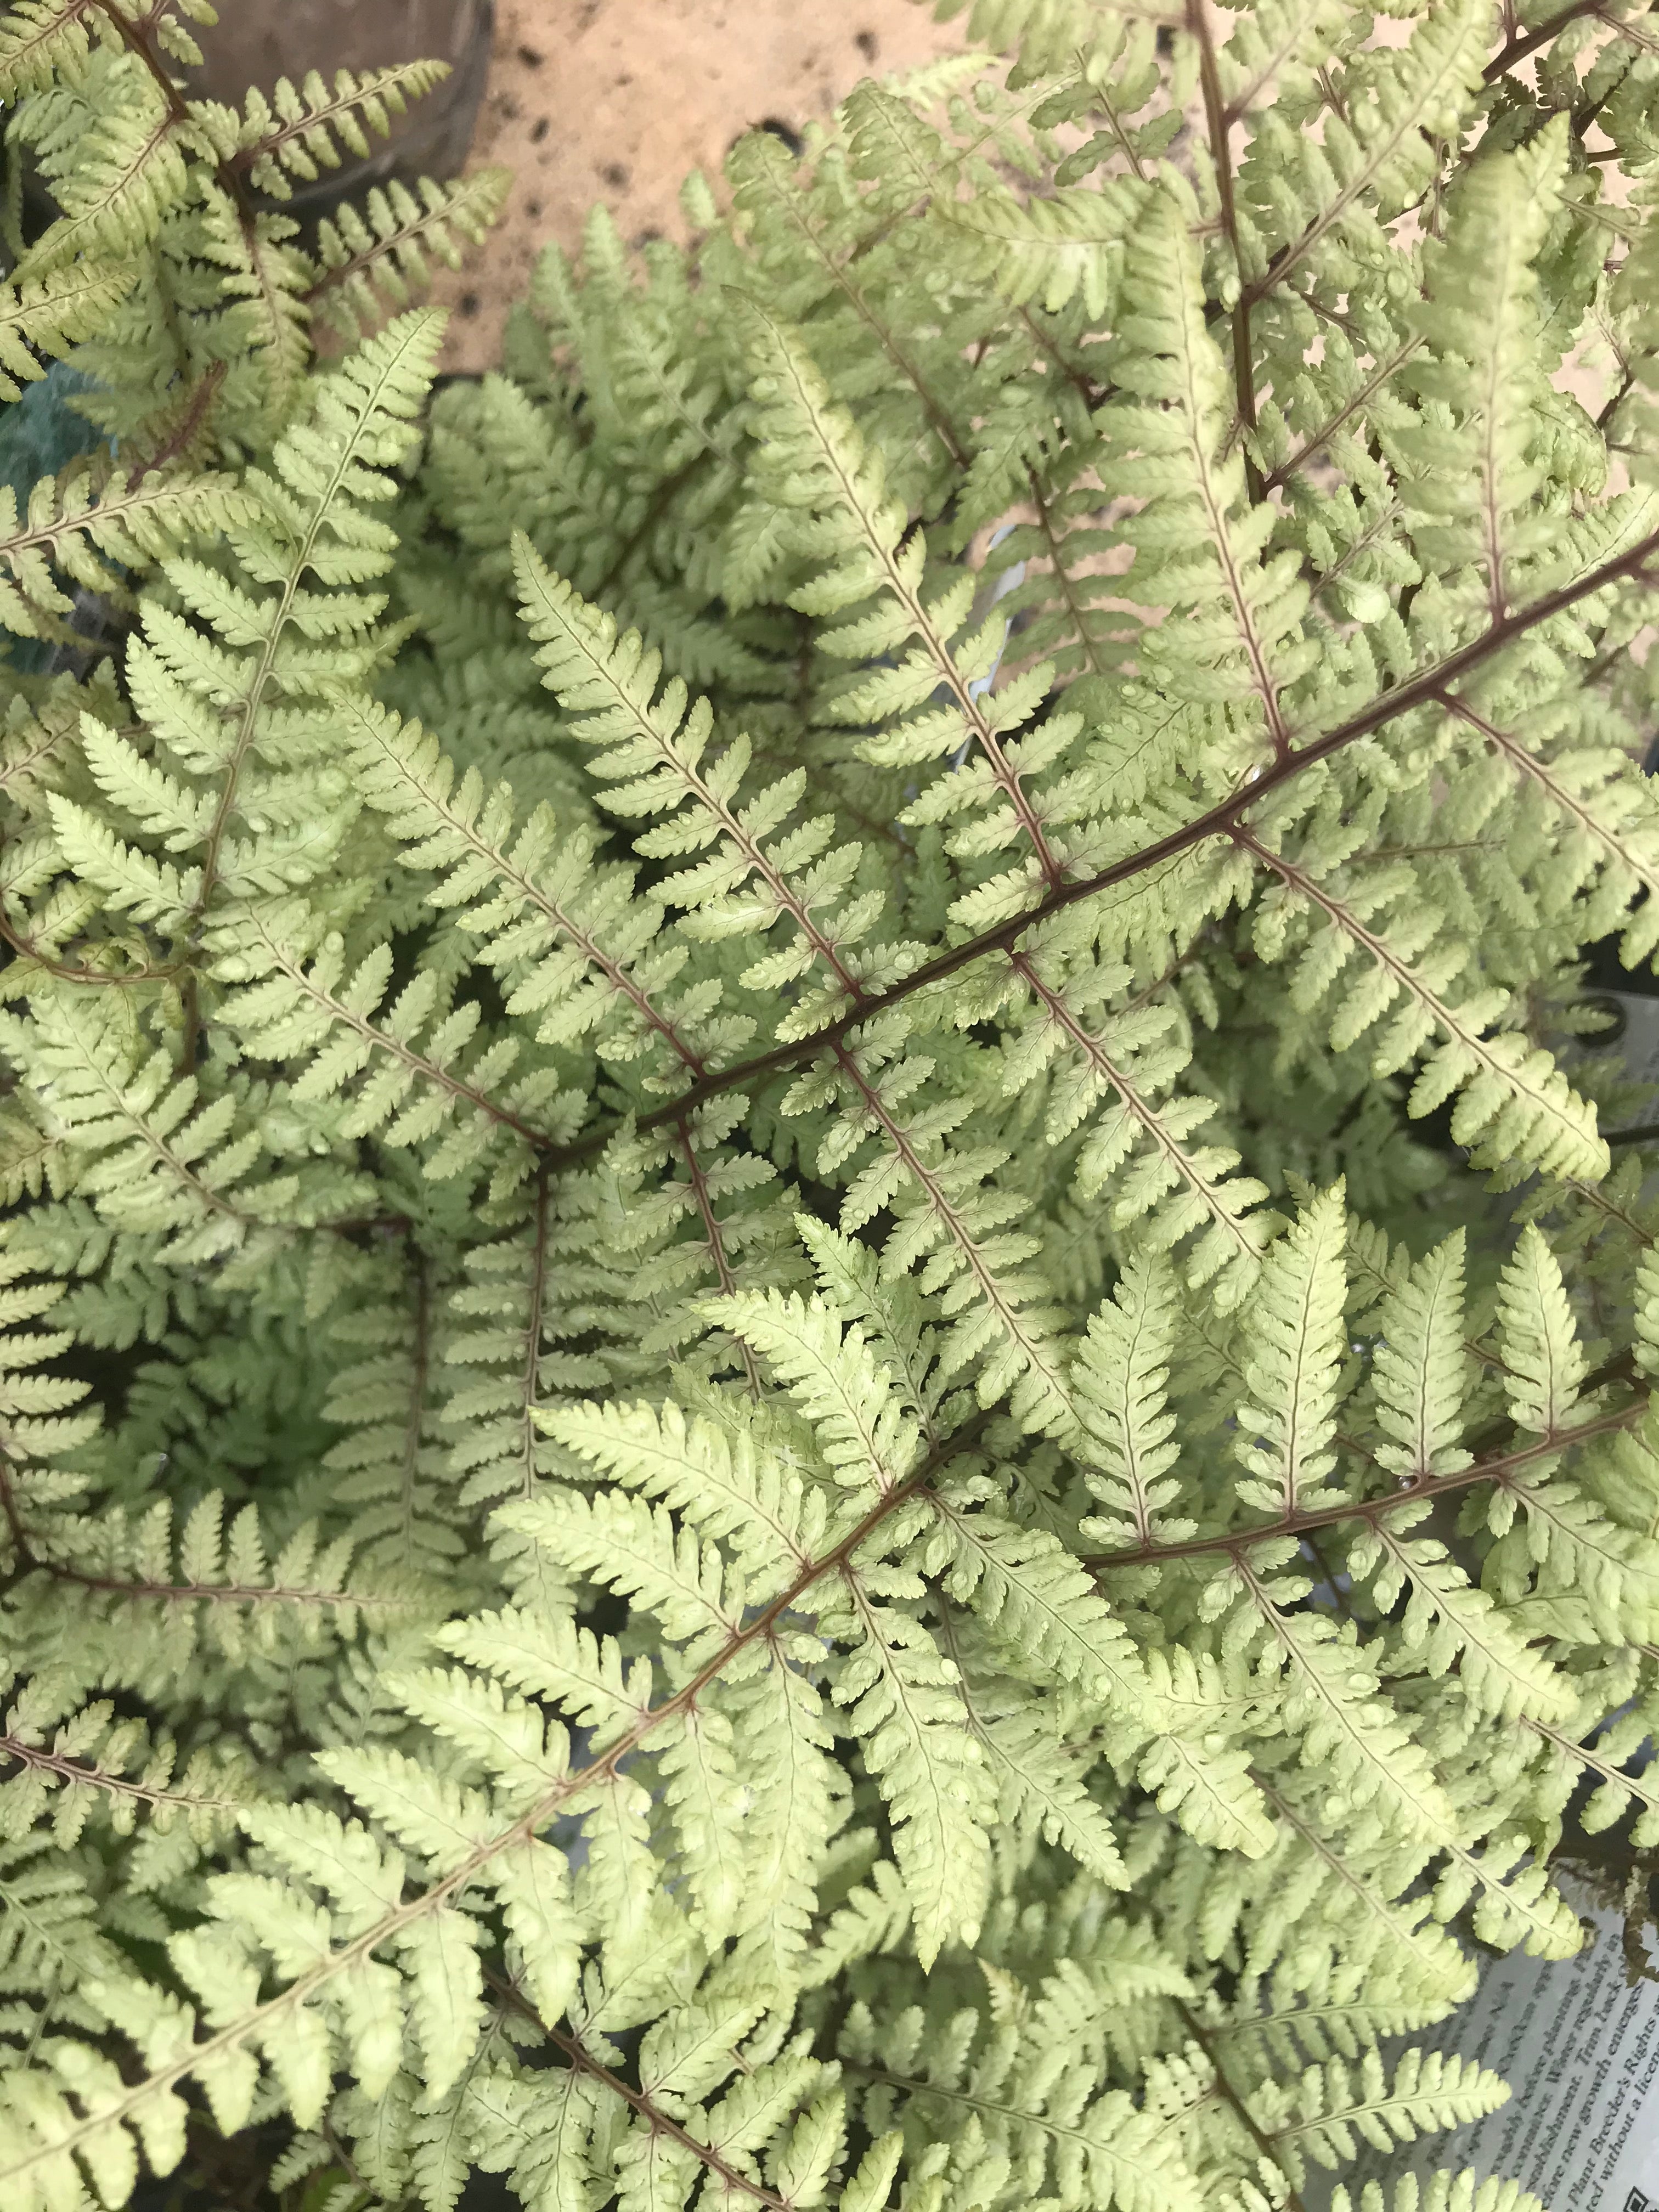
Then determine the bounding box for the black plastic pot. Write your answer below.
[184,0,495,222]
[8,0,495,250]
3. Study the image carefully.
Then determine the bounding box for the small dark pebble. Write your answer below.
[602,160,630,188]
[854,29,877,58]
[531,116,550,143]
[517,44,544,66]
[459,291,479,318]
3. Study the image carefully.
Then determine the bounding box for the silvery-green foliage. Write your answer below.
[2,3,1659,2209]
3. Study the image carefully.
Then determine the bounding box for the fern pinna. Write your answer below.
[3,2,1659,2210]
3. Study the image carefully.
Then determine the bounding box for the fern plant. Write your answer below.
[5,2,1659,2209]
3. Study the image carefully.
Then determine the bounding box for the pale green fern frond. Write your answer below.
[1073,1252,1190,1549]
[0,1240,97,1470]
[1232,1,1489,314]
[942,1624,1128,1884]
[4,13,1659,2212]
[211,899,579,1196]
[820,1575,997,1968]
[225,61,453,199]
[4,992,291,1264]
[0,0,110,99]
[836,1976,1206,2212]
[986,928,1277,1303]
[929,1492,1150,1719]
[1329,2180,1547,2212]
[1105,195,1314,765]
[1231,1184,1349,1517]
[1247,2046,1509,2192]
[1367,1231,1472,1485]
[342,696,737,1086]
[1350,1511,1573,1724]
[515,541,921,1035]
[12,53,191,279]
[302,170,511,344]
[778,1022,1082,1439]
[940,176,1149,321]
[1224,1553,1458,1841]
[1494,1224,1584,1437]
[0,260,131,401]
[6,1476,410,1701]
[0,463,254,644]
[1237,815,1609,1182]
[743,302,1079,920]
[315,1243,470,1586]
[1392,122,1570,620]
[0,1671,247,1847]
[704,1287,924,1494]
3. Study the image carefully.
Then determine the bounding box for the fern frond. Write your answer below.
[0,1672,247,1846]
[1367,1230,1471,1485]
[1244,1776,1480,2007]
[6,991,287,1263]
[12,57,191,279]
[315,1246,469,1585]
[706,1288,924,1494]
[1485,1421,1659,1645]
[0,0,106,99]
[1105,196,1313,764]
[0,1242,97,1469]
[228,61,452,199]
[1233,0,1489,313]
[792,1030,1084,1439]
[211,899,577,1193]
[1227,1553,1458,1841]
[514,541,919,1032]
[302,170,511,343]
[1137,1645,1277,1858]
[940,177,1148,321]
[1238,824,1609,1183]
[343,697,743,1086]
[1391,122,1568,619]
[838,1973,1207,2212]
[1328,2181,1547,2212]
[1350,1509,1573,1723]
[1439,690,1659,974]
[1074,1252,1189,1549]
[1232,1184,1349,1517]
[4,16,1659,2212]
[7,1477,410,1697]
[743,300,1079,916]
[1250,2045,1509,2190]
[538,1392,821,1576]
[992,940,1277,1302]
[929,1494,1151,1719]
[959,1670,1128,1884]
[0,261,132,401]
[0,463,254,642]
[1494,1224,1584,1437]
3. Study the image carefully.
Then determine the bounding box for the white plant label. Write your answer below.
[1328,1910,1659,2209]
